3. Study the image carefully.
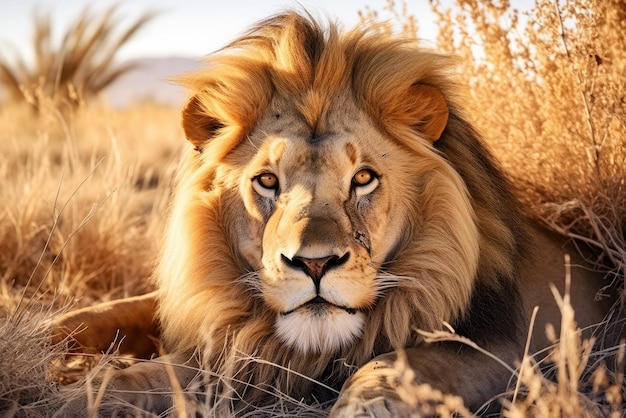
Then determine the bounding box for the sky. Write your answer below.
[0,0,440,63]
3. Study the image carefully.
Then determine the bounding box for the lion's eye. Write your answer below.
[257,173,278,189]
[353,169,373,186]
[352,169,379,196]
[253,173,279,198]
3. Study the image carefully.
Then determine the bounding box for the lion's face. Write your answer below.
[155,15,522,402]
[232,96,410,353]
[168,20,481,362]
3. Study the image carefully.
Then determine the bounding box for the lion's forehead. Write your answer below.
[254,134,362,183]
[250,113,382,173]
[248,95,381,165]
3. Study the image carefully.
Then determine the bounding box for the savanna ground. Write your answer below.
[1,0,625,416]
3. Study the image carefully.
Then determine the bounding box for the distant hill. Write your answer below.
[104,56,201,108]
[0,56,200,108]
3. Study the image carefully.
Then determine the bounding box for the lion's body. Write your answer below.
[54,12,614,416]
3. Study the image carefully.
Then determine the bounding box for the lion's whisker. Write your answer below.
[236,270,263,295]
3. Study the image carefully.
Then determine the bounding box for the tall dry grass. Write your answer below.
[0,101,180,312]
[427,0,626,292]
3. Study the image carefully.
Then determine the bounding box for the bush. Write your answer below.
[0,5,156,111]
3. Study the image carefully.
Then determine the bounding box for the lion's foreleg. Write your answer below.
[331,342,519,417]
[53,291,159,358]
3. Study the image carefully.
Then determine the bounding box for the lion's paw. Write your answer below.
[330,396,407,418]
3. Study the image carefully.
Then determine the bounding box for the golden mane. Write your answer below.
[176,12,461,156]
[156,11,527,405]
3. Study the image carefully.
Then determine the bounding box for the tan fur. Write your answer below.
[54,12,613,416]
[53,292,159,358]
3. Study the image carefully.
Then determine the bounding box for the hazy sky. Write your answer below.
[0,0,440,63]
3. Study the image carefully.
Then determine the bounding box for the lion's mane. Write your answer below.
[156,12,527,405]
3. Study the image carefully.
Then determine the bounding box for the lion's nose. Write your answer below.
[281,253,349,289]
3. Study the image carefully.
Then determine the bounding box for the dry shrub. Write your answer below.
[0,5,156,111]
[427,0,625,293]
[0,305,69,417]
[358,0,418,39]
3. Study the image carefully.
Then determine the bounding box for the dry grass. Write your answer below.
[0,100,181,416]
[0,305,69,416]
[0,1,625,416]
[0,101,180,312]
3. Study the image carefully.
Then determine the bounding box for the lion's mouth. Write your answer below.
[281,296,357,316]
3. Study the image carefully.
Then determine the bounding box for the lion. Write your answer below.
[53,12,615,416]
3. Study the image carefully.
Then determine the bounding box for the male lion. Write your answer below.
[55,11,614,416]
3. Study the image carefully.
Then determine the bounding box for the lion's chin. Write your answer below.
[275,307,365,353]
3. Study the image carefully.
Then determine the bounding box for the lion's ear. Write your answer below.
[181,95,224,150]
[405,84,449,143]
